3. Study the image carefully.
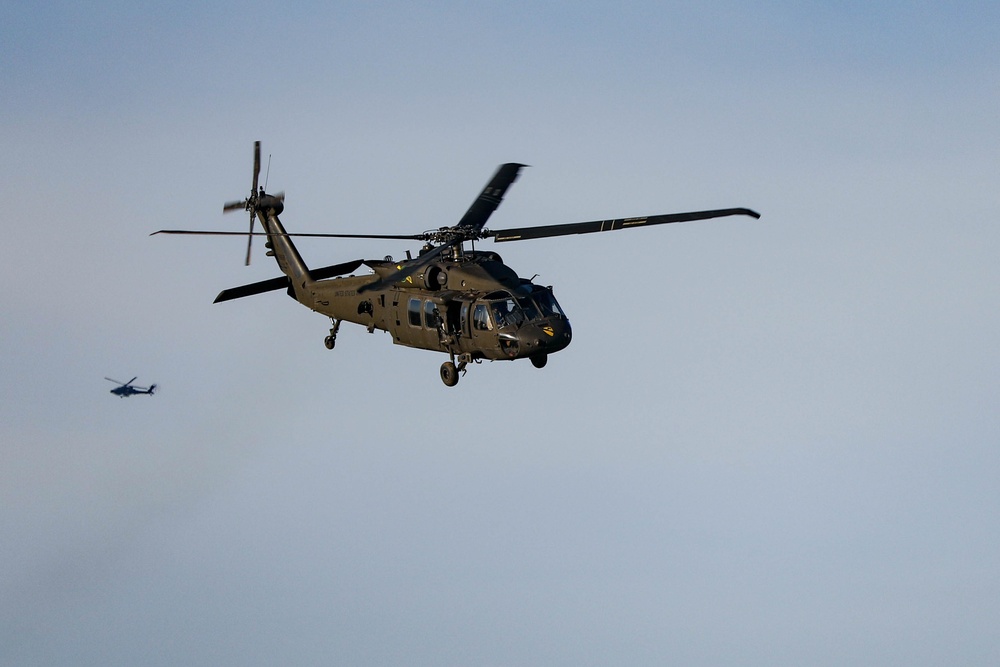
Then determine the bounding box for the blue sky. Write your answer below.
[3,2,999,665]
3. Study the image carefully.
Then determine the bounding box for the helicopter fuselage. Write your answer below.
[301,252,572,364]
[164,145,758,386]
[106,377,156,397]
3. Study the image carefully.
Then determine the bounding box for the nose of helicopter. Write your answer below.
[518,318,572,356]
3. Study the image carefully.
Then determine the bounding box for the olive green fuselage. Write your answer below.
[264,209,572,364]
[301,256,572,362]
[189,148,758,387]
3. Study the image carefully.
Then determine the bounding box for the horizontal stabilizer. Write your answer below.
[214,275,290,303]
[214,259,365,303]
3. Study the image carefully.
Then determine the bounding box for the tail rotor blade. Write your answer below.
[252,141,261,195]
[224,199,246,213]
[245,213,255,265]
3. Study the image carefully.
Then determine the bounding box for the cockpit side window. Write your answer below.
[473,303,492,331]
[490,298,524,329]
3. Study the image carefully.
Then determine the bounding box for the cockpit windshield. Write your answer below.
[516,295,540,321]
[485,287,564,329]
[532,288,563,318]
[515,285,564,319]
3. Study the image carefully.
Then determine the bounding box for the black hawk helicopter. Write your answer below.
[157,142,759,386]
[106,377,157,397]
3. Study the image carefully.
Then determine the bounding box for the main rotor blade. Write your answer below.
[358,242,456,294]
[105,377,125,384]
[311,258,365,280]
[487,207,760,242]
[152,230,426,240]
[455,163,526,232]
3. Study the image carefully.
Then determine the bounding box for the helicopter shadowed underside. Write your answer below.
[155,142,759,386]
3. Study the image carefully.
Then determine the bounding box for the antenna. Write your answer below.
[263,154,272,192]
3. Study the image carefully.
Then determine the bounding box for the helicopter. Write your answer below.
[106,377,157,397]
[156,142,759,386]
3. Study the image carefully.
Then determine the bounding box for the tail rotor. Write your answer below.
[223,141,262,265]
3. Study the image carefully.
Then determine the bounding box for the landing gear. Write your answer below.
[325,319,342,350]
[530,353,548,369]
[440,361,459,387]
[440,353,471,387]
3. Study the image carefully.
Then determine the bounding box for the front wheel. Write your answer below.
[440,361,459,387]
[530,353,548,369]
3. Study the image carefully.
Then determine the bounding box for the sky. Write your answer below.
[2,1,999,664]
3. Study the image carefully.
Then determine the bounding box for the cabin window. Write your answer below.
[408,298,422,326]
[460,303,470,333]
[424,301,441,329]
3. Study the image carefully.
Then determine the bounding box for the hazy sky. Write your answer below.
[3,2,999,665]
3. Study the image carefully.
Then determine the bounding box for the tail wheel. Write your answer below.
[440,361,459,387]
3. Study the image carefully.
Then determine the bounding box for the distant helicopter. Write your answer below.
[106,377,157,397]
[157,142,759,386]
